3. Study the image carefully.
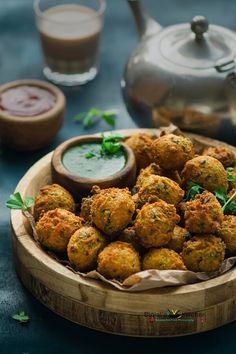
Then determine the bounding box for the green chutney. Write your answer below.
[62,143,127,179]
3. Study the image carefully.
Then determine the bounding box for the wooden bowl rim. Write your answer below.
[0,79,65,122]
[51,135,136,185]
[10,129,236,309]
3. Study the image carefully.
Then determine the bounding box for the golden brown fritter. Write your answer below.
[142,248,186,270]
[152,134,195,170]
[34,184,75,221]
[134,201,180,248]
[97,241,141,280]
[91,187,135,236]
[135,175,184,207]
[80,196,93,222]
[125,133,154,170]
[166,225,191,253]
[118,226,144,253]
[35,208,84,252]
[67,226,106,271]
[218,216,236,254]
[135,163,162,190]
[181,235,225,272]
[184,191,223,234]
[203,146,236,168]
[181,156,228,192]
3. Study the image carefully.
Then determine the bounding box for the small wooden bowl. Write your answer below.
[0,79,65,151]
[51,135,137,199]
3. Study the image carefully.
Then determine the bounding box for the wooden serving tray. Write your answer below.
[11,129,236,337]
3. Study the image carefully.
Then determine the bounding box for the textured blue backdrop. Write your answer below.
[1,0,236,353]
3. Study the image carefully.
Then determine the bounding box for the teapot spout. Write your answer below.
[128,0,162,39]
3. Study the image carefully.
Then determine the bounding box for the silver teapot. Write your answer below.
[122,0,236,137]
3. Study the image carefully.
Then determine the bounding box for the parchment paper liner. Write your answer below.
[24,210,236,292]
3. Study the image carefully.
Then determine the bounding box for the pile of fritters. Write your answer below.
[33,133,236,281]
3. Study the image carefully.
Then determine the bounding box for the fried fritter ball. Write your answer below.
[152,134,195,170]
[67,226,106,271]
[218,216,236,254]
[142,248,186,270]
[134,201,180,248]
[181,156,228,192]
[80,196,93,222]
[184,191,223,234]
[34,184,75,221]
[166,225,191,253]
[97,241,141,280]
[203,146,236,168]
[181,235,225,272]
[91,187,135,236]
[35,208,84,252]
[135,175,184,207]
[135,163,162,190]
[118,227,144,253]
[125,133,154,170]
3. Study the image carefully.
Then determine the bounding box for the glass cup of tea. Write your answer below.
[34,0,106,86]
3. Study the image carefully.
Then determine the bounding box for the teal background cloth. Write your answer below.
[0,0,236,353]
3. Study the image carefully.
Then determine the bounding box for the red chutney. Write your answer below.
[0,85,56,116]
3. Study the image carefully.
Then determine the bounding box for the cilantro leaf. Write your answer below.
[101,134,124,155]
[73,112,87,122]
[185,182,204,201]
[214,187,228,205]
[226,167,235,172]
[227,173,236,182]
[85,151,96,159]
[12,311,30,324]
[102,133,123,142]
[224,200,236,215]
[6,192,35,210]
[24,197,35,209]
[102,110,117,127]
[73,108,118,129]
[222,189,236,213]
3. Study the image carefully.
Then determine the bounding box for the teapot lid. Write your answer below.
[160,16,236,70]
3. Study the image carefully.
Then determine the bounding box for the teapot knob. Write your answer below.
[191,16,209,40]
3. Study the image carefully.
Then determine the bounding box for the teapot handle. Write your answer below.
[128,0,162,38]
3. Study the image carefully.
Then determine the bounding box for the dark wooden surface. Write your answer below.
[1,0,236,353]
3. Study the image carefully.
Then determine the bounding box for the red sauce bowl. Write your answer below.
[0,79,65,151]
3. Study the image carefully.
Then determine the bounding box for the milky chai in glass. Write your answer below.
[37,4,102,76]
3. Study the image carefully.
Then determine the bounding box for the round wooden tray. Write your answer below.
[11,129,236,337]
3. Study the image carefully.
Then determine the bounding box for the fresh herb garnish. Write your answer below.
[101,133,123,155]
[84,134,124,159]
[224,200,236,215]
[74,108,118,129]
[185,182,204,201]
[5,192,35,210]
[222,189,236,214]
[227,173,236,182]
[85,151,96,159]
[214,187,228,205]
[213,187,236,215]
[225,167,236,182]
[12,311,30,324]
